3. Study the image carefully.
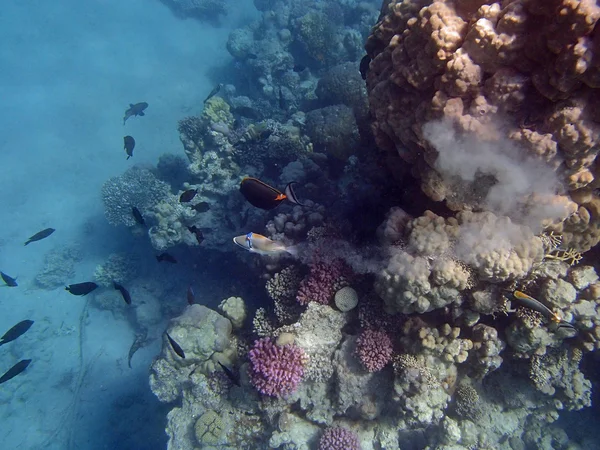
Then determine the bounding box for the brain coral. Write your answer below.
[365,0,600,252]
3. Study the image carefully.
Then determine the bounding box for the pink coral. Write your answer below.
[354,329,393,372]
[296,258,350,305]
[318,427,361,450]
[248,338,305,397]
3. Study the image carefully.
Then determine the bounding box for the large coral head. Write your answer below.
[355,328,393,372]
[318,426,361,450]
[248,337,305,397]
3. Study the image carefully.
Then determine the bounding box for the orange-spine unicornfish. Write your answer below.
[239,177,305,210]
[512,291,576,332]
[233,232,297,257]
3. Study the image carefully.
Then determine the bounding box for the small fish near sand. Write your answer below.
[0,359,31,385]
[113,281,132,305]
[156,252,177,264]
[123,102,148,125]
[131,206,146,227]
[0,320,33,346]
[187,226,204,245]
[165,332,185,359]
[179,189,198,203]
[0,271,18,287]
[204,84,223,103]
[65,282,98,296]
[240,177,305,210]
[24,228,55,246]
[233,232,297,257]
[187,286,195,306]
[123,136,135,159]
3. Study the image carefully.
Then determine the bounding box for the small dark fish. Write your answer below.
[24,228,55,246]
[165,332,185,359]
[179,189,198,203]
[128,329,149,368]
[0,271,18,287]
[187,285,195,306]
[191,202,210,213]
[65,282,98,296]
[131,206,146,227]
[240,177,305,210]
[232,106,262,120]
[187,226,204,245]
[204,84,223,103]
[359,54,371,80]
[246,53,258,60]
[113,281,132,305]
[156,253,177,264]
[0,320,33,346]
[123,135,135,159]
[218,361,240,386]
[292,64,306,73]
[278,86,285,110]
[123,102,148,125]
[0,359,31,385]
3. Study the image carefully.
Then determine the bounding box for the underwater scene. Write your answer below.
[1,0,600,449]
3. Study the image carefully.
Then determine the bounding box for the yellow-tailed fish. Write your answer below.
[233,232,297,257]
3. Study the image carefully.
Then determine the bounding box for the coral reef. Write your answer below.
[34,245,82,289]
[365,0,600,252]
[160,0,228,23]
[101,167,171,227]
[248,337,305,397]
[93,253,139,287]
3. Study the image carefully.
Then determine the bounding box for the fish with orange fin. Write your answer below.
[233,232,297,257]
[239,177,305,210]
[512,290,576,332]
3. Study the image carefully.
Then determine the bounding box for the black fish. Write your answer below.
[187,226,204,245]
[131,206,146,227]
[204,84,223,103]
[156,253,177,264]
[191,202,210,213]
[179,189,198,203]
[128,329,149,368]
[24,228,55,246]
[0,271,18,287]
[0,359,31,385]
[292,64,306,73]
[123,102,148,125]
[113,281,132,305]
[278,86,285,110]
[65,282,98,296]
[165,332,185,359]
[232,106,262,120]
[359,54,371,80]
[0,320,33,346]
[187,285,195,306]
[240,177,305,210]
[218,361,240,386]
[246,53,258,60]
[123,136,135,159]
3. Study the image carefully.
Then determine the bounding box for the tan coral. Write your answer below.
[366,0,600,254]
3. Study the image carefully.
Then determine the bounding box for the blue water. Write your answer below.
[0,1,255,448]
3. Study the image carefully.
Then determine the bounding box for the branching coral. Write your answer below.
[248,337,306,397]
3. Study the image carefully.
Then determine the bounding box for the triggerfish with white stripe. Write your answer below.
[240,177,305,210]
[233,232,297,257]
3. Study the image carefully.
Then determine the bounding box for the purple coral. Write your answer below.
[248,337,305,397]
[354,329,393,372]
[296,258,350,305]
[318,427,361,450]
